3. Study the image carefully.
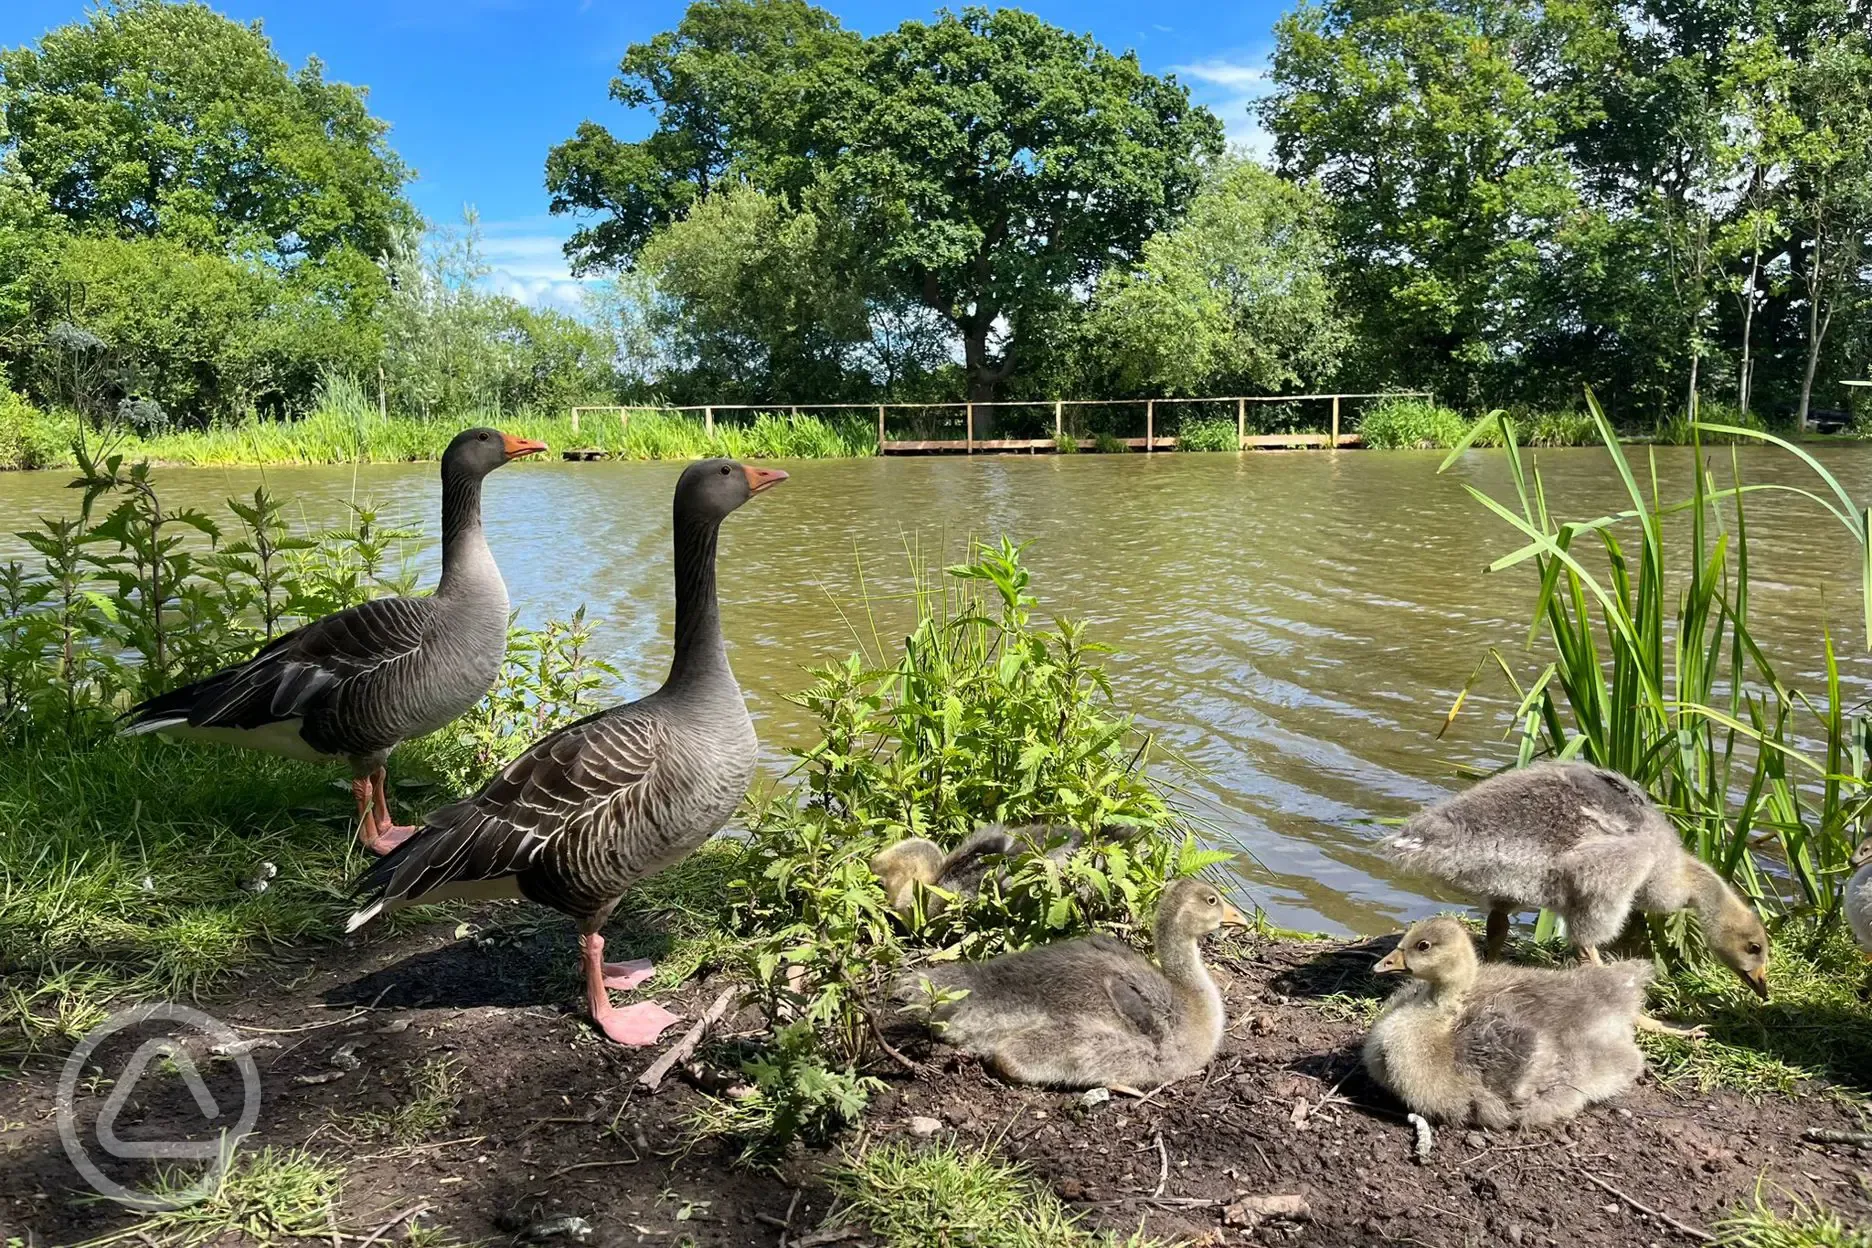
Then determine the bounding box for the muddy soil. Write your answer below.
[3,914,1868,1247]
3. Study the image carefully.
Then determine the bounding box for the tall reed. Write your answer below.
[1440,395,1870,932]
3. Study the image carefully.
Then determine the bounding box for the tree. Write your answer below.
[1262,0,1577,405]
[1085,161,1347,396]
[546,0,1221,404]
[0,0,414,263]
[544,0,860,275]
[829,8,1223,404]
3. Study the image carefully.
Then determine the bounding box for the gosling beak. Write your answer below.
[1373,945,1407,975]
[744,465,789,495]
[1220,902,1249,929]
[501,435,548,460]
[1740,968,1769,1001]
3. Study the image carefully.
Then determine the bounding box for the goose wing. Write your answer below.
[350,706,665,912]
[122,595,434,734]
[1092,938,1174,1041]
[1453,994,1543,1100]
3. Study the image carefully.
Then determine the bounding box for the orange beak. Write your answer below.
[501,435,548,460]
[743,465,788,494]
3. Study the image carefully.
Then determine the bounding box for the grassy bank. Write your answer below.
[0,391,878,471]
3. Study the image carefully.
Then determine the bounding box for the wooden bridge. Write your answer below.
[563,392,1431,457]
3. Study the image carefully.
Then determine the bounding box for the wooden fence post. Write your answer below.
[1237,397,1245,449]
[966,403,975,453]
[1331,395,1341,447]
[570,407,580,437]
[877,404,887,451]
[1054,399,1063,441]
[704,406,715,437]
[1146,399,1155,451]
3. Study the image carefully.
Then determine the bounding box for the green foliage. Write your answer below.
[1357,399,1470,449]
[0,385,72,470]
[826,1139,1165,1248]
[547,0,1222,400]
[0,0,412,261]
[1653,402,1769,445]
[1175,414,1241,452]
[731,538,1219,1084]
[686,1021,884,1162]
[1086,160,1347,397]
[1518,409,1597,447]
[1439,401,1871,939]
[1718,1197,1872,1248]
[79,1147,342,1248]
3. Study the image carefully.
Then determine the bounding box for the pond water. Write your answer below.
[5,445,1869,935]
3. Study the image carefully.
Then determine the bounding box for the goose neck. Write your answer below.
[436,469,498,599]
[665,510,730,688]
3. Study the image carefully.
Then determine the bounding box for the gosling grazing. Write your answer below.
[891,876,1247,1091]
[1846,839,1872,958]
[1382,761,1770,1005]
[871,822,1081,918]
[1363,917,1650,1129]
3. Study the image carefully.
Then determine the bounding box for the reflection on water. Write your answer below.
[4,446,1868,934]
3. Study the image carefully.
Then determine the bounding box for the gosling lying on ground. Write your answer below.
[870,822,1082,918]
[891,876,1247,1091]
[1381,760,1769,1028]
[1846,839,1872,959]
[1363,917,1650,1129]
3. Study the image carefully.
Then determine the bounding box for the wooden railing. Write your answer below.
[567,392,1434,453]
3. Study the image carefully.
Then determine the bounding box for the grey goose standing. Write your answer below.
[121,427,546,854]
[345,459,787,1047]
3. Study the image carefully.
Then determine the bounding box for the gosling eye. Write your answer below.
[720,464,732,475]
[1747,942,1763,956]
[1206,894,1218,906]
[477,432,489,441]
[1415,940,1431,952]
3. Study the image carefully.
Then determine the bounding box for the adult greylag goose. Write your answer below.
[121,427,545,854]
[1380,760,1769,1024]
[1364,916,1650,1128]
[345,459,786,1046]
[891,877,1247,1091]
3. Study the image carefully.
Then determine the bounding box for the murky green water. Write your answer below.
[5,447,1869,934]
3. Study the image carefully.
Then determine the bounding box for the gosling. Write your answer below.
[1382,761,1769,1017]
[1846,838,1872,958]
[891,876,1247,1092]
[871,822,1080,918]
[1364,917,1650,1129]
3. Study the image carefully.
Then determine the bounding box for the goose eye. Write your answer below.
[1415,940,1431,952]
[1747,942,1763,956]
[477,432,489,440]
[1206,895,1218,906]
[720,465,732,475]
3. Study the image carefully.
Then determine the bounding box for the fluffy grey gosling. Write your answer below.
[1382,761,1769,1019]
[892,877,1247,1092]
[871,823,1081,918]
[1363,917,1650,1129]
[1846,839,1872,958]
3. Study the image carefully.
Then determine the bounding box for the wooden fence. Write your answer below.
[566,392,1433,454]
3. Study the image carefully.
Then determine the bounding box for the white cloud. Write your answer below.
[1170,54,1276,159]
[474,217,597,314]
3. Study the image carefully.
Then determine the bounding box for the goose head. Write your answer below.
[1853,839,1872,870]
[678,459,788,523]
[1706,900,1770,1000]
[1373,916,1479,993]
[1155,877,1249,945]
[443,427,546,479]
[870,837,944,912]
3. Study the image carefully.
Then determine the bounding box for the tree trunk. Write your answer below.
[1738,248,1760,416]
[1798,232,1824,433]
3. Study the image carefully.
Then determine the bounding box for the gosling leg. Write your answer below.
[1484,906,1510,961]
[1579,945,1605,966]
[1634,1012,1707,1041]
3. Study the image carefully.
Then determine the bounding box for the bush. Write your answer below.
[1654,401,1770,445]
[1175,413,1240,451]
[1520,409,1595,446]
[1357,398,1470,449]
[0,388,74,470]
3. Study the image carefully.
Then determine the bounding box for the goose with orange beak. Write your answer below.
[348,459,786,1047]
[122,426,546,853]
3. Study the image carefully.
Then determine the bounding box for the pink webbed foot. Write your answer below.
[593,1000,684,1047]
[601,958,656,991]
[363,823,419,856]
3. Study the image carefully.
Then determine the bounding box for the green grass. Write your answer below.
[344,1057,463,1146]
[1174,414,1240,451]
[1,394,878,471]
[0,735,362,1058]
[1357,398,1472,449]
[1718,1195,1872,1247]
[76,1147,342,1248]
[825,1140,1163,1248]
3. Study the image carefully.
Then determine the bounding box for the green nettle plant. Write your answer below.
[720,539,1227,1150]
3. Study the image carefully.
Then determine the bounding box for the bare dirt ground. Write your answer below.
[4,913,1868,1247]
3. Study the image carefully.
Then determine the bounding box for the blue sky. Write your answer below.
[1,0,1286,310]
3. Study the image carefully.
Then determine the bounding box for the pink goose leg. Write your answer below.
[364,767,419,855]
[581,933,681,1046]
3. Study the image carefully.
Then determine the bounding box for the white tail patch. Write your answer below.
[344,901,385,933]
[1387,835,1425,852]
